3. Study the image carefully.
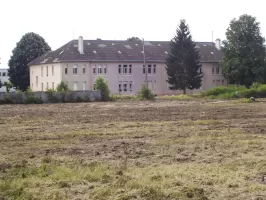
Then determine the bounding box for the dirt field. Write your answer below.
[1,100,266,200]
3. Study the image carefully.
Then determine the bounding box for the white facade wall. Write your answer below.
[30,64,62,91]
[30,61,227,94]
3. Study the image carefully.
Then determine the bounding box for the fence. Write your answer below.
[0,90,101,104]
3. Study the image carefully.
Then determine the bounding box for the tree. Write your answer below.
[166,19,202,94]
[8,32,51,91]
[127,37,141,41]
[221,14,266,87]
[95,76,110,101]
[3,81,13,93]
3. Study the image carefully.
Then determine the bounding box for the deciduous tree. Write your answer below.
[8,32,51,91]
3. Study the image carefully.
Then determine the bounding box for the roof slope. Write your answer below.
[29,40,222,66]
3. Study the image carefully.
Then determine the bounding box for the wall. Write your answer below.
[0,90,101,103]
[30,63,62,91]
[30,61,228,95]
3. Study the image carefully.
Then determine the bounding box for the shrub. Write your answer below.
[95,76,110,101]
[3,81,13,93]
[76,96,83,102]
[15,90,24,103]
[137,84,155,100]
[25,87,42,104]
[56,82,69,92]
[3,93,13,104]
[46,89,59,103]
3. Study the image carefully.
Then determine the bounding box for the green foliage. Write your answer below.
[137,84,155,100]
[202,84,266,99]
[76,96,83,102]
[15,90,24,104]
[95,77,110,101]
[2,93,13,104]
[166,19,202,94]
[56,82,69,92]
[127,37,141,41]
[46,89,59,103]
[3,81,13,93]
[158,94,193,100]
[221,14,266,87]
[25,87,42,104]
[8,32,51,91]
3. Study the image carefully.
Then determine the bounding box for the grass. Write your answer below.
[1,100,266,199]
[157,94,193,100]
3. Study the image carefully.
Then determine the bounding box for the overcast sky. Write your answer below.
[0,0,266,68]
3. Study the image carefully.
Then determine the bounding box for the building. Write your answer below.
[28,37,226,94]
[0,68,12,92]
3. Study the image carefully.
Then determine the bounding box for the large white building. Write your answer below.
[29,37,226,94]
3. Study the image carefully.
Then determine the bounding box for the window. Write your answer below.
[52,65,54,76]
[153,81,156,90]
[216,67,220,74]
[0,72,1,76]
[46,82,49,89]
[123,65,127,74]
[123,82,128,91]
[73,65,78,74]
[65,65,68,75]
[216,80,220,86]
[2,72,6,76]
[222,80,225,85]
[148,65,152,74]
[41,66,43,77]
[143,65,146,74]
[98,65,102,74]
[153,65,156,74]
[41,83,43,91]
[212,68,215,74]
[73,81,78,91]
[36,76,38,87]
[104,65,107,74]
[52,82,54,89]
[93,65,96,74]
[46,66,48,76]
[83,65,85,74]
[199,67,202,73]
[129,65,132,74]
[118,65,122,74]
[213,80,215,84]
[119,81,122,92]
[83,81,86,90]
[129,81,132,91]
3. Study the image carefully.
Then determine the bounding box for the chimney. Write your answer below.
[78,36,84,54]
[215,38,221,50]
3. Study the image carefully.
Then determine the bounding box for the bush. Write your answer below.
[95,77,110,101]
[46,89,59,103]
[25,87,42,104]
[137,84,155,100]
[76,96,83,102]
[15,90,24,104]
[56,82,69,92]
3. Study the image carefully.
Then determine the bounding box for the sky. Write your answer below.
[1,0,266,68]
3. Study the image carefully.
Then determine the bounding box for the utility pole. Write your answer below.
[142,38,148,87]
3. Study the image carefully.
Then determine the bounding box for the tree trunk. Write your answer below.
[183,88,186,94]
